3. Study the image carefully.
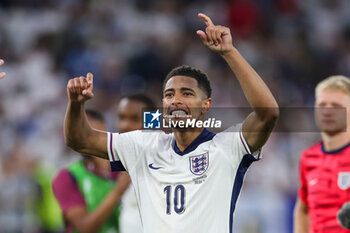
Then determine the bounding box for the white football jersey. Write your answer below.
[107,125,261,233]
[119,185,143,233]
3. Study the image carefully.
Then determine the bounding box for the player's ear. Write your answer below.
[201,98,212,114]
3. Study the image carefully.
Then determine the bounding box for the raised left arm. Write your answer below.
[197,13,279,152]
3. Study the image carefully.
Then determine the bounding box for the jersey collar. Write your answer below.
[321,141,350,154]
[173,128,216,156]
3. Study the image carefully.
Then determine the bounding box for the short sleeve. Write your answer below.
[237,127,262,160]
[298,153,308,205]
[107,130,144,172]
[52,169,86,213]
[220,124,262,162]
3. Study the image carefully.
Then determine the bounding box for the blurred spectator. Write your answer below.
[114,94,157,233]
[227,0,263,38]
[0,147,41,233]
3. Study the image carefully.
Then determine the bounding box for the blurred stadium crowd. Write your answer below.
[0,0,349,232]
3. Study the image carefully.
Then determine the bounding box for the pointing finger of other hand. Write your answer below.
[198,13,214,27]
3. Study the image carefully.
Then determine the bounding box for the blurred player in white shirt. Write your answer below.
[115,94,157,233]
[64,13,279,233]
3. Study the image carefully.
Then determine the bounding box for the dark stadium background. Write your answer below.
[0,0,349,232]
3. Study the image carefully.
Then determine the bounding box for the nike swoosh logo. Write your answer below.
[309,179,318,186]
[149,163,163,170]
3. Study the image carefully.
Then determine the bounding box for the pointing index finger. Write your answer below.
[198,13,214,26]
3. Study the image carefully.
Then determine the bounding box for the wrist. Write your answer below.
[221,47,238,59]
[68,101,86,113]
[69,99,85,106]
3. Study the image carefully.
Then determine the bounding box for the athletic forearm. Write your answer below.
[76,189,121,233]
[222,48,278,119]
[197,13,278,150]
[294,213,310,233]
[65,74,108,158]
[294,200,310,233]
[196,13,277,118]
[75,175,131,233]
[64,101,92,151]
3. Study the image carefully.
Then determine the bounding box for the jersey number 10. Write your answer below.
[164,185,186,215]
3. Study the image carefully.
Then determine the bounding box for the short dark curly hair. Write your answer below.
[162,65,212,98]
[122,94,157,111]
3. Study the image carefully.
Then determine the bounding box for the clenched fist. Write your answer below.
[196,13,234,56]
[67,73,94,103]
[0,59,6,79]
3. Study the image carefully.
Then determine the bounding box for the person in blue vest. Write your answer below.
[53,109,130,233]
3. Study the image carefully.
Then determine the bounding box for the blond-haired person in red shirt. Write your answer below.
[294,75,350,233]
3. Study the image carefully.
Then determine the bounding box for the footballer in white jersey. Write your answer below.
[64,13,278,233]
[108,125,260,233]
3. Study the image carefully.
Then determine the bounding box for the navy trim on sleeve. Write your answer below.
[110,161,126,171]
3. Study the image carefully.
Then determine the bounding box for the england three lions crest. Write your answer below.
[338,172,350,190]
[190,152,209,176]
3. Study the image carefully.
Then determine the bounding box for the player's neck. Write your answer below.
[173,128,204,152]
[321,131,350,152]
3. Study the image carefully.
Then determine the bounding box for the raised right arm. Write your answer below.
[64,73,108,159]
